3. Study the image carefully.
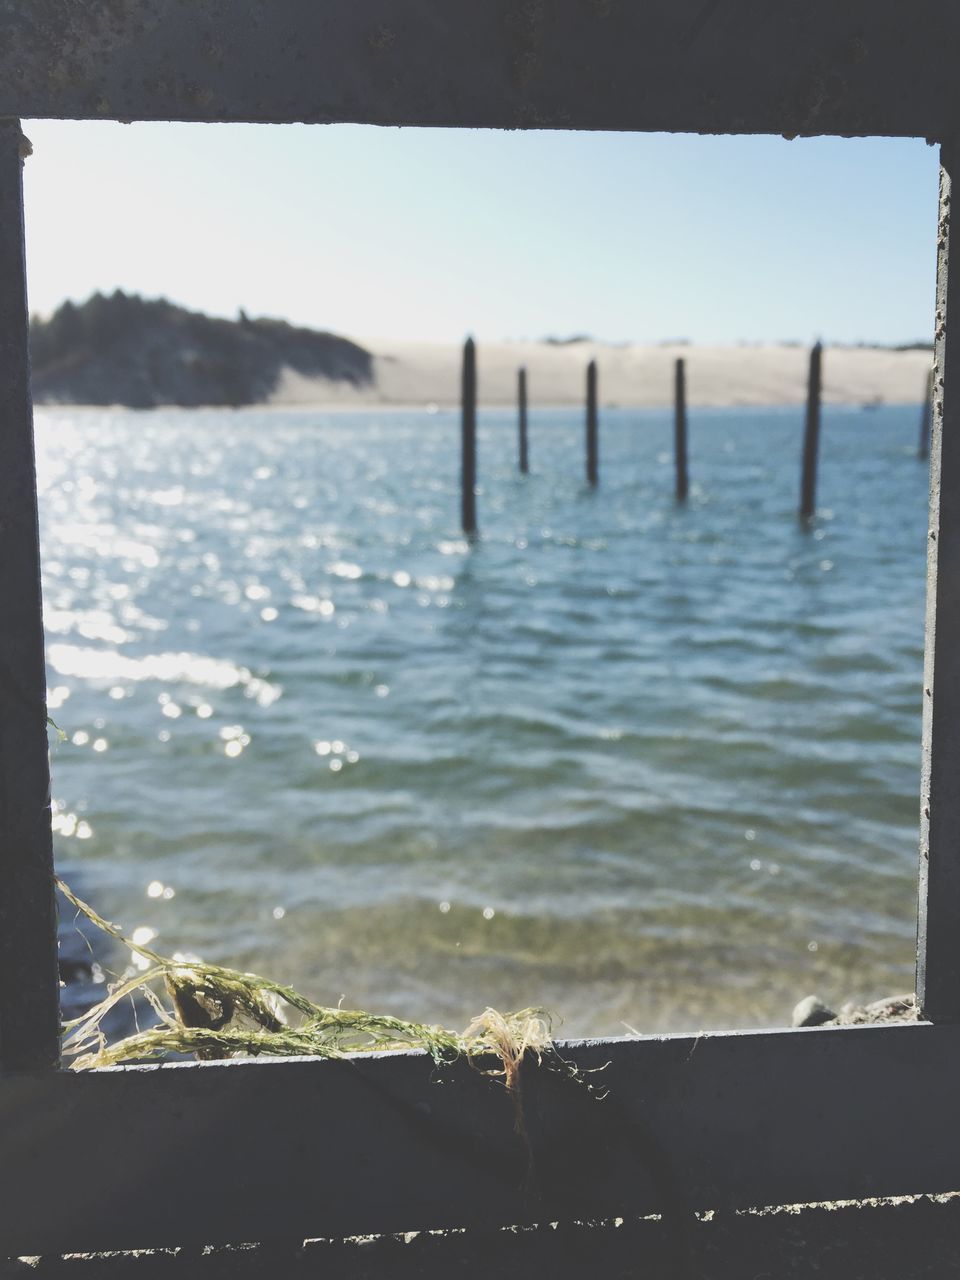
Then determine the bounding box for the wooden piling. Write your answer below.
[461,336,477,536]
[518,366,529,474]
[674,357,689,502]
[920,364,934,460]
[586,359,598,486]
[799,341,823,520]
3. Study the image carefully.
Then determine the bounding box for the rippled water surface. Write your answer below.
[39,404,929,1037]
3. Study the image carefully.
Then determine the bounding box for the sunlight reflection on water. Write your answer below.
[39,404,928,1037]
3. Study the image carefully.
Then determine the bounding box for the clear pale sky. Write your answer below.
[21,121,940,346]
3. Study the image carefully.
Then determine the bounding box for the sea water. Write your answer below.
[37,403,928,1037]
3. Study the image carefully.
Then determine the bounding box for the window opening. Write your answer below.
[22,123,937,1047]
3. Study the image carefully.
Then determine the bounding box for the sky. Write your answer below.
[21,120,940,346]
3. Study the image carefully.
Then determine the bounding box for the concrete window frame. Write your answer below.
[1,1,959,1254]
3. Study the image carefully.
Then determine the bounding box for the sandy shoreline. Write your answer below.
[271,339,933,410]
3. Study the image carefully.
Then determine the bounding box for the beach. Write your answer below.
[272,339,933,409]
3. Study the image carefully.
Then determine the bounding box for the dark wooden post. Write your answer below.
[0,120,60,1072]
[461,336,477,536]
[799,341,823,520]
[920,364,934,460]
[518,367,529,474]
[585,359,598,487]
[674,357,689,502]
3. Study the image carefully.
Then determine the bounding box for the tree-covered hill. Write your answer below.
[30,291,372,408]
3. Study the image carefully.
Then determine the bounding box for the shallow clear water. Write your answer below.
[38,403,928,1038]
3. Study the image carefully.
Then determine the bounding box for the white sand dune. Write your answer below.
[272,339,933,409]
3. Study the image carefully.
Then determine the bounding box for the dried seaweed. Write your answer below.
[58,879,559,1101]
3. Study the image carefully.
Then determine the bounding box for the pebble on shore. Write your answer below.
[792,995,837,1027]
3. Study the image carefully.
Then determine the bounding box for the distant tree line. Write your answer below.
[30,290,373,408]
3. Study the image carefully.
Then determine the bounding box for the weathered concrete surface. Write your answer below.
[4,1,960,137]
[0,119,59,1074]
[4,1195,960,1279]
[4,1026,960,1257]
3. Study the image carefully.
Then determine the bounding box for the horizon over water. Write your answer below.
[38,403,928,1039]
